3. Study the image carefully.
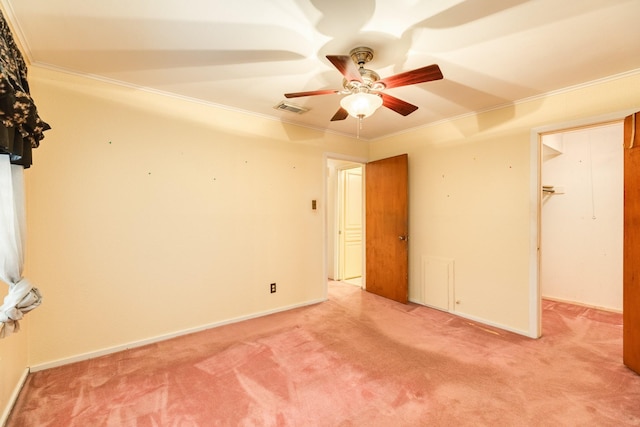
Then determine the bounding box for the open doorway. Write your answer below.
[325,153,409,304]
[539,121,624,329]
[326,157,365,288]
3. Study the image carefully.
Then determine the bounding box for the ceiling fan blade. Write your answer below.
[326,55,363,83]
[378,64,443,89]
[285,89,340,98]
[330,107,349,121]
[379,93,419,116]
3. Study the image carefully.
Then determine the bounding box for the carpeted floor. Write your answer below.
[7,281,640,426]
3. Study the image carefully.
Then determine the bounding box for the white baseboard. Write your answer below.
[541,295,622,314]
[1,367,29,427]
[409,297,534,338]
[448,310,534,338]
[29,298,326,372]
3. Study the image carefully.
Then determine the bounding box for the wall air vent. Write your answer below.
[274,101,309,114]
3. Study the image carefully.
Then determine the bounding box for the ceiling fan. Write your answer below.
[285,46,443,121]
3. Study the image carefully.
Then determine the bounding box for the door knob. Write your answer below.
[399,235,408,241]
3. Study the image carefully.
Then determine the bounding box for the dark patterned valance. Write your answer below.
[0,10,49,168]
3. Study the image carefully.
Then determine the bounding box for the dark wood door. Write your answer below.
[624,112,640,374]
[365,154,408,303]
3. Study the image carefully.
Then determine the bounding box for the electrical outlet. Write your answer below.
[270,283,276,293]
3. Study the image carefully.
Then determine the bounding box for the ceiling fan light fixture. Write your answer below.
[284,47,442,124]
[340,92,383,119]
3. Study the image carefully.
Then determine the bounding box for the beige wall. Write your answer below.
[369,72,640,335]
[20,67,367,368]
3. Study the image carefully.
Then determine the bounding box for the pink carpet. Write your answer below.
[7,282,640,426]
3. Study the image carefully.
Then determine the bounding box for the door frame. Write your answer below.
[323,153,367,299]
[529,108,638,338]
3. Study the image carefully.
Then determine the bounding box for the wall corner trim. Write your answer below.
[1,367,29,427]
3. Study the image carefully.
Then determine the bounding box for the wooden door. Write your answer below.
[624,111,640,374]
[365,154,409,303]
[340,167,363,280]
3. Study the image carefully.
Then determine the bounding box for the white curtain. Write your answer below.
[0,154,42,338]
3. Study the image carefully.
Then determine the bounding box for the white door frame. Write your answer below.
[529,109,638,338]
[323,153,367,298]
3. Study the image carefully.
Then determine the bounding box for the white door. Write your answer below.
[339,167,363,280]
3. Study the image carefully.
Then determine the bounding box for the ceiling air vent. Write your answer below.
[274,101,309,114]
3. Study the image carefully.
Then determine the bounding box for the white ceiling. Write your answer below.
[2,0,640,140]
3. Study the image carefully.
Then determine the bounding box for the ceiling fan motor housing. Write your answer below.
[343,47,385,92]
[343,68,383,92]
